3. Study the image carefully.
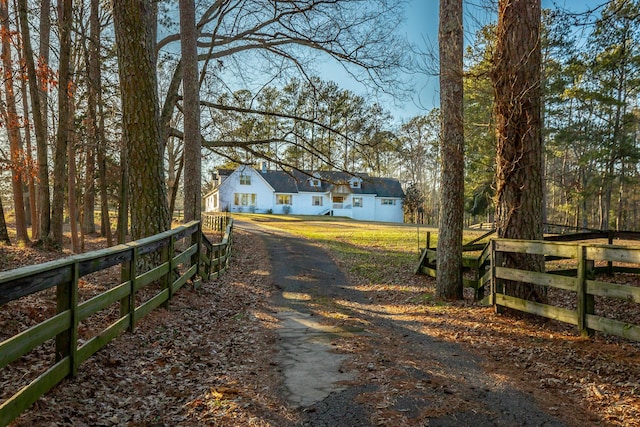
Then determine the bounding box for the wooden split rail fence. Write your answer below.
[0,215,232,426]
[416,229,493,300]
[416,230,640,342]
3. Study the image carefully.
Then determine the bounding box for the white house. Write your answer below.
[204,165,405,223]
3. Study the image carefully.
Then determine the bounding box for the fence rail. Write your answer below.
[491,238,640,341]
[0,216,233,426]
[201,214,233,281]
[416,230,640,342]
[415,232,492,300]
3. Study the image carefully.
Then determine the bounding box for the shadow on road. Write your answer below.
[237,219,567,426]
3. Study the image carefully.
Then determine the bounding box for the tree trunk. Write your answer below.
[83,147,96,234]
[97,107,113,245]
[0,0,29,243]
[616,163,627,231]
[580,167,588,230]
[50,0,73,247]
[0,197,10,245]
[36,0,51,236]
[89,0,112,246]
[68,105,80,253]
[39,0,51,130]
[17,0,50,243]
[436,0,464,300]
[180,0,201,222]
[18,56,38,238]
[492,0,545,302]
[113,0,170,239]
[82,0,101,235]
[116,144,129,245]
[169,154,184,219]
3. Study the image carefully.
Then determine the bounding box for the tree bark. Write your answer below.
[113,0,170,239]
[116,144,129,245]
[180,0,201,222]
[97,107,113,245]
[492,0,545,301]
[68,103,80,253]
[18,52,37,238]
[169,154,184,219]
[83,145,96,234]
[436,0,464,300]
[50,0,73,247]
[0,197,10,245]
[0,0,29,243]
[17,0,50,243]
[89,0,112,246]
[39,0,51,130]
[83,0,101,235]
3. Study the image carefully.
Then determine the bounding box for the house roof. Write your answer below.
[249,168,404,198]
[260,170,300,193]
[368,177,405,198]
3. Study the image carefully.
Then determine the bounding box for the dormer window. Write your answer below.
[350,178,361,188]
[310,178,321,187]
[239,174,251,185]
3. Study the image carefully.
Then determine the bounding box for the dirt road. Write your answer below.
[240,219,567,426]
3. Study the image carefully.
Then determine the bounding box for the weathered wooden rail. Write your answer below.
[492,238,640,341]
[0,216,233,426]
[416,229,640,342]
[201,214,233,281]
[416,230,640,299]
[415,230,493,299]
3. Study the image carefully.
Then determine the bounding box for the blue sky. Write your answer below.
[321,0,607,123]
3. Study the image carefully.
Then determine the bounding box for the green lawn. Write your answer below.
[235,214,490,283]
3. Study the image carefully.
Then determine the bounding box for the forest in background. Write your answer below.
[0,0,638,252]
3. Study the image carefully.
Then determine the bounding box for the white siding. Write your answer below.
[351,195,376,221]
[204,192,217,212]
[274,193,294,214]
[295,193,331,215]
[374,197,404,223]
[217,167,274,213]
[203,166,404,222]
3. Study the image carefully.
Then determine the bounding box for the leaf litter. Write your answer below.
[1,227,639,426]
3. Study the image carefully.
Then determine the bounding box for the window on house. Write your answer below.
[234,193,257,206]
[310,178,321,187]
[277,195,292,205]
[353,197,363,207]
[333,196,344,203]
[381,199,396,205]
[213,194,218,209]
[351,180,360,188]
[312,196,323,206]
[239,174,251,185]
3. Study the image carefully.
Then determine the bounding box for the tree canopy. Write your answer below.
[1,0,640,254]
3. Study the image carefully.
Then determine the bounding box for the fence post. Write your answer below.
[120,247,137,332]
[475,253,483,301]
[227,223,233,270]
[162,236,175,308]
[203,242,212,280]
[577,245,595,337]
[491,240,504,314]
[55,261,79,377]
[607,230,614,275]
